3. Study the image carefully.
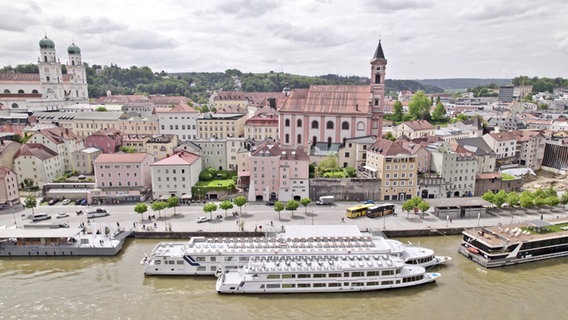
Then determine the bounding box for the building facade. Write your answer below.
[150,151,201,200]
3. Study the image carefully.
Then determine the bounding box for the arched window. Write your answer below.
[18,89,24,94]
[285,133,290,144]
[3,89,10,94]
[311,121,319,129]
[342,121,349,130]
[46,76,50,82]
[297,119,302,127]
[357,121,365,131]
[297,134,302,144]
[32,89,39,94]
[285,119,290,127]
[44,56,47,62]
[11,103,18,109]
[326,121,334,129]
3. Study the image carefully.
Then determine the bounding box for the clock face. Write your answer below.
[376,67,381,71]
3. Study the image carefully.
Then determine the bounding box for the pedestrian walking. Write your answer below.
[341,217,345,223]
[270,221,273,227]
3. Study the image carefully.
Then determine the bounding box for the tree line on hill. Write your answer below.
[1,63,442,103]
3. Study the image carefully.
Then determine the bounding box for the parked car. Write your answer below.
[61,199,71,205]
[195,216,211,223]
[32,213,51,221]
[87,208,110,219]
[56,212,69,219]
[48,199,58,206]
[363,199,375,204]
[266,200,276,206]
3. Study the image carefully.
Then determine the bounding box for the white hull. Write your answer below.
[144,226,449,276]
[216,254,440,294]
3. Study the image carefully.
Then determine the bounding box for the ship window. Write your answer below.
[224,257,235,261]
[313,274,326,278]
[196,256,206,261]
[382,280,393,285]
[328,283,341,287]
[197,266,206,271]
[155,260,161,265]
[282,274,296,279]
[328,273,341,278]
[298,283,310,288]
[382,270,394,276]
[260,285,265,289]
[352,282,364,287]
[298,274,311,278]
[367,281,379,286]
[176,260,184,265]
[267,274,280,279]
[313,283,326,287]
[210,267,217,271]
[167,261,175,265]
[367,271,379,276]
[210,257,216,262]
[282,284,295,288]
[267,284,280,289]
[351,271,364,277]
[239,257,249,262]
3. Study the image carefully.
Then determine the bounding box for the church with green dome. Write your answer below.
[0,35,89,112]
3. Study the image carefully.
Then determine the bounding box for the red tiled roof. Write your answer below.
[0,166,15,178]
[152,151,199,166]
[94,95,146,104]
[280,85,371,114]
[35,127,80,144]
[18,143,58,160]
[403,120,434,131]
[93,153,151,164]
[251,142,309,160]
[489,131,517,141]
[370,138,411,156]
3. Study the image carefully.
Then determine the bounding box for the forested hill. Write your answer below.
[414,78,511,91]
[0,63,441,102]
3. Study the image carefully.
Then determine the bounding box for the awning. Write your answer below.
[158,195,169,200]
[363,165,378,172]
[181,194,192,199]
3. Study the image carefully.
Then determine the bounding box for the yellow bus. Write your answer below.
[366,203,396,218]
[346,203,375,219]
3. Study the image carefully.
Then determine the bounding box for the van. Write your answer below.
[32,213,51,221]
[87,208,110,219]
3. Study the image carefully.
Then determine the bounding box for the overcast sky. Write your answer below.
[1,0,566,79]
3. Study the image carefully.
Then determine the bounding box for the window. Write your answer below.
[326,121,334,129]
[311,121,319,129]
[285,119,290,127]
[357,122,365,131]
[297,119,302,127]
[342,121,349,130]
[285,134,290,144]
[297,134,302,144]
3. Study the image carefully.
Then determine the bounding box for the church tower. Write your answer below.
[66,42,89,102]
[38,35,64,109]
[370,40,387,137]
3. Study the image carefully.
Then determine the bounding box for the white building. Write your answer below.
[151,151,201,200]
[155,102,200,142]
[0,36,88,112]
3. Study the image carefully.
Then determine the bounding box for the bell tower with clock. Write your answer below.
[370,40,387,137]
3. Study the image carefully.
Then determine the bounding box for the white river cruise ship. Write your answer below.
[215,253,441,294]
[143,225,450,276]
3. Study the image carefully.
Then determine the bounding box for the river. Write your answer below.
[1,236,567,320]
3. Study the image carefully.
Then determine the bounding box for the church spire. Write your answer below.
[373,40,386,60]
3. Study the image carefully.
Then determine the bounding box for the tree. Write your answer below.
[506,191,520,214]
[203,202,218,220]
[300,198,312,215]
[493,190,508,209]
[285,200,300,217]
[431,102,447,122]
[417,200,430,218]
[23,196,37,215]
[151,201,168,218]
[219,200,234,218]
[166,196,180,216]
[392,100,403,122]
[408,91,431,120]
[274,201,284,220]
[560,193,568,205]
[545,195,560,207]
[233,196,247,215]
[519,191,534,211]
[402,197,422,218]
[383,132,396,141]
[134,203,148,221]
[481,190,495,206]
[95,106,108,112]
[344,166,357,178]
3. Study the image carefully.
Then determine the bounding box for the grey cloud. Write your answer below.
[268,22,343,47]
[365,0,433,12]
[212,0,280,18]
[105,29,179,50]
[0,4,40,31]
[457,2,538,22]
[48,16,128,34]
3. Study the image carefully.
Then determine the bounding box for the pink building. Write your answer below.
[248,142,309,202]
[91,153,154,204]
[84,128,123,153]
[0,166,19,206]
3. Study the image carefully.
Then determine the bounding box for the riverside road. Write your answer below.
[2,200,566,235]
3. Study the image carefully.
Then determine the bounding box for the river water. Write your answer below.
[1,236,567,320]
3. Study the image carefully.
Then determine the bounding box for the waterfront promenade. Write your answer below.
[1,200,566,237]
